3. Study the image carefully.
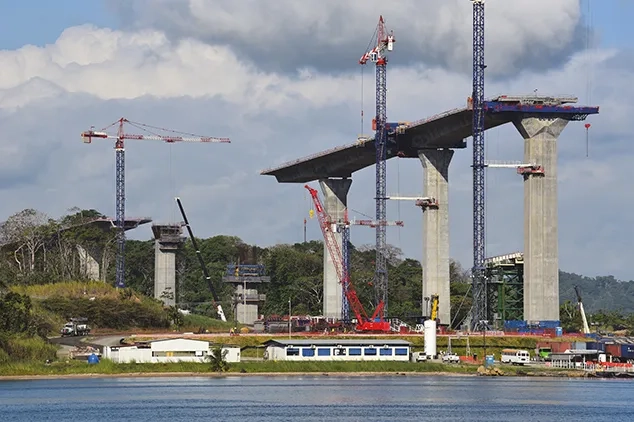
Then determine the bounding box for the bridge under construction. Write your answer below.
[262,94,599,328]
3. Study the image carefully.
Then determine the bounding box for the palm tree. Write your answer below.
[207,344,229,372]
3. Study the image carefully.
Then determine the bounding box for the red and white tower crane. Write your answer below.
[359,15,396,314]
[81,118,230,289]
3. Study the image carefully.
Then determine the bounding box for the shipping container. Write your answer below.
[504,320,526,330]
[539,320,561,329]
[574,342,587,350]
[621,344,634,360]
[552,342,572,353]
[606,344,621,358]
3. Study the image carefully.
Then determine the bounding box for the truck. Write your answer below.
[60,318,91,337]
[442,353,461,364]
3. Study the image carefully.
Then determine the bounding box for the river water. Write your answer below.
[1,375,633,421]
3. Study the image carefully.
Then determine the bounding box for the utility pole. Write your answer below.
[288,298,292,339]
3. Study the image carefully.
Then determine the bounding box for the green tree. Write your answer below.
[560,300,582,332]
[0,291,32,334]
[207,344,229,372]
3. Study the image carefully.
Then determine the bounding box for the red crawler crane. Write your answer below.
[304,185,391,333]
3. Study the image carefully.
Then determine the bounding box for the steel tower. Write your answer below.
[359,16,395,312]
[471,0,488,330]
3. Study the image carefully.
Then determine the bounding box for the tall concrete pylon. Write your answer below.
[513,117,569,322]
[152,224,184,307]
[318,178,352,320]
[418,149,454,326]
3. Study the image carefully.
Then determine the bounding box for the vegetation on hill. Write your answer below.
[2,206,634,340]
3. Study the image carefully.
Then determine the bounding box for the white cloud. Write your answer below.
[0,3,632,282]
[109,0,584,76]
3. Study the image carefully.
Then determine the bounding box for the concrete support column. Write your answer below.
[76,244,100,281]
[154,244,177,307]
[152,225,183,307]
[318,178,352,320]
[418,149,454,326]
[513,117,568,322]
[235,284,261,325]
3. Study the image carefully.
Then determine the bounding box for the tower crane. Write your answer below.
[305,185,391,332]
[81,118,230,289]
[470,0,488,331]
[359,15,395,314]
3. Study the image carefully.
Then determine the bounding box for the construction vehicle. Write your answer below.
[60,318,91,337]
[175,197,227,322]
[305,185,391,332]
[442,336,461,363]
[574,285,591,335]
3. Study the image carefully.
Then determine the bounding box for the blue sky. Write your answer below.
[0,0,632,281]
[0,1,116,49]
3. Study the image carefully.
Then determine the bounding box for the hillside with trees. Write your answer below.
[1,206,634,341]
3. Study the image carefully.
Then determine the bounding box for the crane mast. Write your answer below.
[81,118,230,289]
[470,0,488,331]
[342,211,351,323]
[115,121,125,288]
[359,16,395,313]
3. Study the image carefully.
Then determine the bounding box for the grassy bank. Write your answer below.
[0,359,585,378]
[0,359,478,377]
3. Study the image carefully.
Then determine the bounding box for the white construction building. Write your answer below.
[103,338,241,363]
[263,339,411,362]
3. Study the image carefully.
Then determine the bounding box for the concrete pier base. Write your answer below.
[235,284,262,325]
[152,224,184,307]
[513,117,568,322]
[318,178,352,320]
[418,149,453,326]
[76,244,100,281]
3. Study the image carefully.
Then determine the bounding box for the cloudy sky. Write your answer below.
[0,0,632,281]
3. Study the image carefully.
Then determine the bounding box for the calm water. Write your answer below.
[1,375,633,421]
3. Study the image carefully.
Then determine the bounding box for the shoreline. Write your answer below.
[0,370,587,381]
[0,371,476,381]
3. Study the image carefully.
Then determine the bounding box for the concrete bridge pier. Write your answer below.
[318,177,352,320]
[513,117,569,322]
[152,224,184,307]
[76,244,101,281]
[418,149,454,326]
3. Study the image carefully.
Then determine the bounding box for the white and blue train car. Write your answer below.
[263,339,411,362]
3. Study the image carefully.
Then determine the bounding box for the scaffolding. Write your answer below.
[485,252,524,329]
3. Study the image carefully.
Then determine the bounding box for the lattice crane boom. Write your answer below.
[471,0,488,330]
[81,118,230,289]
[359,15,395,315]
[305,185,390,332]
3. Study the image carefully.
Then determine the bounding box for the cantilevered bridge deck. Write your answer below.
[261,95,598,183]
